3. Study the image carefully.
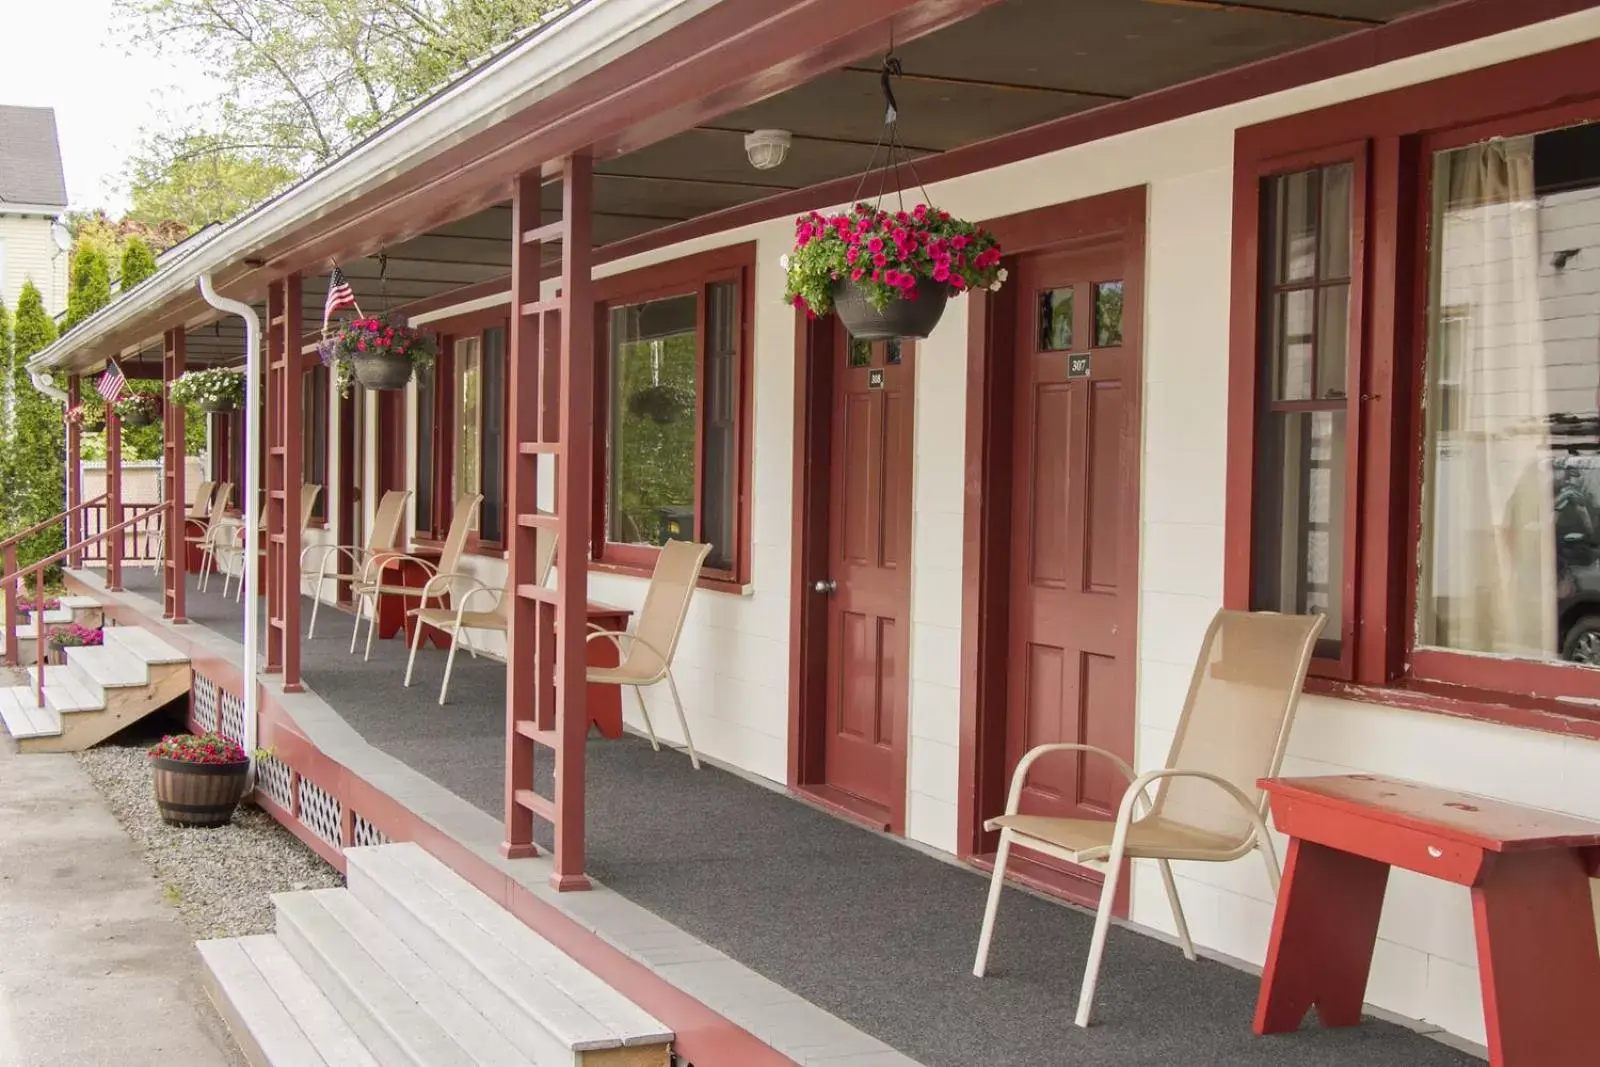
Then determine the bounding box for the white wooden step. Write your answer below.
[63,645,148,694]
[0,687,62,739]
[199,936,380,1067]
[347,844,673,1057]
[25,665,107,714]
[104,626,189,666]
[57,595,100,611]
[273,890,502,1067]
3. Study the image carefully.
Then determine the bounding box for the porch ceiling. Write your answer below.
[110,0,1449,371]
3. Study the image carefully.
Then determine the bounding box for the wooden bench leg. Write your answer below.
[1474,848,1600,1067]
[1254,838,1389,1034]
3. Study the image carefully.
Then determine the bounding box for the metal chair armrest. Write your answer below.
[995,743,1140,824]
[1106,768,1272,859]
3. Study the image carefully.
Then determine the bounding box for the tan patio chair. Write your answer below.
[350,493,481,660]
[586,539,711,770]
[972,608,1327,1028]
[219,484,322,601]
[404,514,557,705]
[302,488,410,640]
[183,482,234,591]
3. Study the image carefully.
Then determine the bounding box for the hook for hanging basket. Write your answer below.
[879,55,902,125]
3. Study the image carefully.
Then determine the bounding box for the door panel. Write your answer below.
[822,333,913,815]
[1003,239,1141,895]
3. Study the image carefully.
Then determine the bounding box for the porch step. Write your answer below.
[0,687,62,739]
[26,665,106,713]
[200,844,674,1067]
[199,937,380,1067]
[64,644,149,697]
[103,625,188,665]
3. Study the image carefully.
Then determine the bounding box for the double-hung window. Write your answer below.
[593,244,753,585]
[413,317,508,549]
[301,363,329,521]
[1229,43,1600,726]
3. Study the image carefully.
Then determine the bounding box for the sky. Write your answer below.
[0,0,218,214]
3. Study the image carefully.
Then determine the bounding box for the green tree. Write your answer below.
[7,282,65,567]
[120,236,159,289]
[64,245,113,331]
[0,298,12,509]
[126,138,296,231]
[119,0,570,214]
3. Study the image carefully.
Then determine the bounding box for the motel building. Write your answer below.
[7,2,1600,1065]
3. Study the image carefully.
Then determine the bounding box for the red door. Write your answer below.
[1004,239,1141,903]
[821,331,913,822]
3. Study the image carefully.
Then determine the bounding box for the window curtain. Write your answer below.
[1422,136,1558,658]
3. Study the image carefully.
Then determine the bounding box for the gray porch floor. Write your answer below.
[120,567,1483,1067]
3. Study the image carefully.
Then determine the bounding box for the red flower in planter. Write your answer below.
[147,732,248,765]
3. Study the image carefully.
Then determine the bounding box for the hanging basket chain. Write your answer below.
[849,52,937,214]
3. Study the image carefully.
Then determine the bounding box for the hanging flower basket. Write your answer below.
[626,383,695,424]
[170,367,246,412]
[65,399,106,433]
[147,733,250,827]
[784,203,1007,343]
[322,316,435,395]
[115,393,160,427]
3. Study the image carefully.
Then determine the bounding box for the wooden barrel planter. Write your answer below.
[151,757,250,827]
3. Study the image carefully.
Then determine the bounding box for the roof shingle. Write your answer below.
[0,106,68,208]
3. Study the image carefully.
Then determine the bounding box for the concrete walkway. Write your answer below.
[0,738,242,1067]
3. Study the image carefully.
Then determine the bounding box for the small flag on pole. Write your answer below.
[323,265,359,327]
[95,359,127,404]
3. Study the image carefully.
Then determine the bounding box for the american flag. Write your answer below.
[322,265,358,326]
[95,360,126,404]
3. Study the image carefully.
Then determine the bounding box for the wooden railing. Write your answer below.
[0,493,107,571]
[2,501,173,707]
[79,500,166,564]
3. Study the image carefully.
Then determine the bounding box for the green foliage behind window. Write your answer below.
[608,296,697,547]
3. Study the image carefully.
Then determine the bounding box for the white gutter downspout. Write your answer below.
[29,371,67,403]
[198,274,261,772]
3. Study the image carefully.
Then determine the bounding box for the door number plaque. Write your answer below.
[1067,354,1092,379]
[868,368,885,390]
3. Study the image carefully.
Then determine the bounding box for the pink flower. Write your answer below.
[867,237,884,253]
[846,247,859,264]
[851,268,864,281]
[357,341,367,351]
[952,236,969,250]
[933,265,950,283]
[872,253,887,268]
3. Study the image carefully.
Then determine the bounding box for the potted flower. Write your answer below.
[147,733,251,827]
[18,597,61,620]
[115,392,161,427]
[783,202,1007,341]
[46,622,103,665]
[65,398,107,433]
[321,316,435,393]
[169,367,246,412]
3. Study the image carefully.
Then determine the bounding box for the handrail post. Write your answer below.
[107,409,123,592]
[32,571,45,708]
[2,545,18,669]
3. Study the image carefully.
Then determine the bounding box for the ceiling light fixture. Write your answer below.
[744,129,792,170]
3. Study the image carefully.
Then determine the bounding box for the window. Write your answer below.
[595,245,752,582]
[301,364,329,521]
[1417,120,1600,674]
[1229,45,1600,727]
[413,318,508,548]
[1250,161,1359,665]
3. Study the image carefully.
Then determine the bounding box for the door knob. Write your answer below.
[813,578,837,594]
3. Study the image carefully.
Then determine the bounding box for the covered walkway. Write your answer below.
[112,566,1481,1067]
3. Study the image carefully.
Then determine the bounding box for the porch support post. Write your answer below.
[65,375,82,569]
[105,396,123,593]
[162,328,187,622]
[280,274,304,690]
[502,154,594,891]
[264,279,285,675]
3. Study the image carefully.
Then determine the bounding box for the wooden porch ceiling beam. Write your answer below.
[838,65,1131,102]
[1143,0,1385,27]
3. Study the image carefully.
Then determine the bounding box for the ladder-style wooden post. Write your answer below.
[162,328,187,623]
[280,275,304,690]
[264,279,284,675]
[503,154,595,891]
[65,375,82,569]
[106,402,123,593]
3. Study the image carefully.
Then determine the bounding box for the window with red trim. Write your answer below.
[1228,44,1600,723]
[412,317,509,549]
[301,363,329,521]
[593,245,753,584]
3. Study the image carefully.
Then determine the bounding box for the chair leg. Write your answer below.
[973,829,1013,977]
[631,684,660,751]
[308,575,324,638]
[404,615,425,688]
[349,594,365,653]
[363,593,379,660]
[1257,831,1283,894]
[1158,859,1196,961]
[439,631,462,706]
[665,670,699,770]
[1075,840,1129,1028]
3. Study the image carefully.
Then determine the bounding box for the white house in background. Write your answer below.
[0,105,69,314]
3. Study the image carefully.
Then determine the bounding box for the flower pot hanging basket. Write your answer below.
[121,409,153,427]
[171,368,247,413]
[351,352,416,390]
[147,734,251,828]
[82,419,106,434]
[831,278,949,341]
[200,398,237,413]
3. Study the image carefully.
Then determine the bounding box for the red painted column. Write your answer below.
[105,402,123,593]
[163,329,188,622]
[264,279,285,675]
[281,273,304,691]
[65,375,82,568]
